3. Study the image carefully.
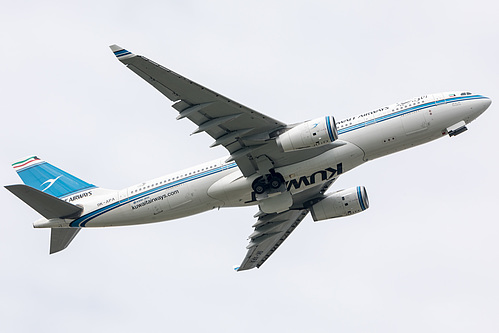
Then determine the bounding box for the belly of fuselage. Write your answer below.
[209,141,367,207]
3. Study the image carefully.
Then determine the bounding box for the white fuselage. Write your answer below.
[34,92,491,229]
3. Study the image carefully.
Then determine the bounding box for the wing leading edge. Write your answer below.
[109,45,340,178]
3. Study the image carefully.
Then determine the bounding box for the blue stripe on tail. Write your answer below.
[16,161,96,198]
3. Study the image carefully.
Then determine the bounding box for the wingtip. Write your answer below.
[109,44,134,60]
[109,44,122,52]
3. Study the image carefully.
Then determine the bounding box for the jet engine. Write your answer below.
[277,116,338,152]
[310,186,369,221]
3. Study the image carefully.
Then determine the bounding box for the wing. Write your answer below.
[110,45,285,176]
[110,45,342,270]
[236,179,337,271]
[110,45,334,177]
[237,209,309,271]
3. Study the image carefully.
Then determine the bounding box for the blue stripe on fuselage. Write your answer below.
[338,95,487,135]
[70,162,238,227]
[69,95,487,227]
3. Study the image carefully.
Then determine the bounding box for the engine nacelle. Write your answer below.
[310,186,369,222]
[277,116,338,152]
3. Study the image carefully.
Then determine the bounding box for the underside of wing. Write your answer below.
[110,45,338,177]
[237,179,338,271]
[237,209,310,271]
[110,45,286,176]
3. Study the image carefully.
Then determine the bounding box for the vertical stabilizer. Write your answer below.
[12,156,96,198]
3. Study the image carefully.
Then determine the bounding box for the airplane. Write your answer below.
[5,45,491,271]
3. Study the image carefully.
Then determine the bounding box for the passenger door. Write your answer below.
[401,110,429,135]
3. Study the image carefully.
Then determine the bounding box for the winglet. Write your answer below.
[109,44,135,60]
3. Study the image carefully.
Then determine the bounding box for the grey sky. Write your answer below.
[1,1,498,332]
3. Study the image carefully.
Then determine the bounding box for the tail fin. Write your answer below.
[8,156,92,255]
[12,156,96,198]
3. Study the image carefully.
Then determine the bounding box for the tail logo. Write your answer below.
[41,176,61,192]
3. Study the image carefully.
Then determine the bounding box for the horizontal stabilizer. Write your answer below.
[50,228,81,254]
[5,184,82,219]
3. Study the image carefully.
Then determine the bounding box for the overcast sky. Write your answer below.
[1,1,498,332]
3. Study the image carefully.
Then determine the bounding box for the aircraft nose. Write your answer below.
[484,97,492,108]
[473,96,491,119]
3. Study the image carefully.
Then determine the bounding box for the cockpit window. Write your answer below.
[461,92,466,96]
